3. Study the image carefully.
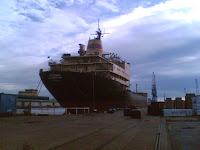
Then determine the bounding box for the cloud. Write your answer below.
[19,12,44,22]
[97,0,119,12]
[99,0,200,98]
[0,0,200,99]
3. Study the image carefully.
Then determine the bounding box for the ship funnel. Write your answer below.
[86,39,103,55]
[78,44,86,56]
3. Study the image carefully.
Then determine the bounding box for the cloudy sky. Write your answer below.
[0,0,200,100]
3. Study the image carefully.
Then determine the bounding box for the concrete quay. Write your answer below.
[0,109,171,150]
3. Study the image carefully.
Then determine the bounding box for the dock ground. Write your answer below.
[0,109,199,150]
[166,117,200,150]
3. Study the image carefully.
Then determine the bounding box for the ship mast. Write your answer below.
[96,19,101,40]
[90,19,109,40]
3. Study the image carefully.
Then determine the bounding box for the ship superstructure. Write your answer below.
[49,29,130,90]
[40,25,146,111]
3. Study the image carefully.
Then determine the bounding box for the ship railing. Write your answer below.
[48,61,56,65]
[42,68,51,72]
[115,78,130,87]
[95,68,109,70]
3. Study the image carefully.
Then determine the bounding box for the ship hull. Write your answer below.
[40,71,146,110]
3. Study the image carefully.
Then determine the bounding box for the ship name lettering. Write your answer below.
[48,77,62,79]
[49,74,61,77]
[48,74,62,79]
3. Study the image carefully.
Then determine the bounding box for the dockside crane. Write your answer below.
[151,72,157,102]
[184,88,186,95]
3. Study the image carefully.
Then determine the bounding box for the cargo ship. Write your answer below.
[40,25,147,111]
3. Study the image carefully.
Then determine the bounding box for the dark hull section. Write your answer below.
[40,71,146,110]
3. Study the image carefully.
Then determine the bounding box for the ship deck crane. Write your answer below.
[151,72,157,102]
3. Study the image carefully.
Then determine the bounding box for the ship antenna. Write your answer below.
[97,19,101,40]
[90,19,109,40]
[98,19,99,30]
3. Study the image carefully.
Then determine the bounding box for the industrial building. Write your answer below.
[18,89,38,96]
[0,89,90,115]
[0,89,57,115]
[16,95,58,108]
[16,89,59,108]
[16,89,65,115]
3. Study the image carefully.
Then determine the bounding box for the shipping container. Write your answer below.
[185,93,195,109]
[16,107,90,115]
[197,110,200,116]
[0,93,17,114]
[163,109,193,116]
[174,97,184,109]
[31,107,66,115]
[148,102,165,115]
[192,96,200,103]
[165,98,173,109]
[16,107,66,115]
[192,104,200,109]
[192,97,200,114]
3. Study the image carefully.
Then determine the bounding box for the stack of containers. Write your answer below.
[192,96,200,115]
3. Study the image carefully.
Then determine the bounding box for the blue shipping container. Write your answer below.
[0,93,17,113]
